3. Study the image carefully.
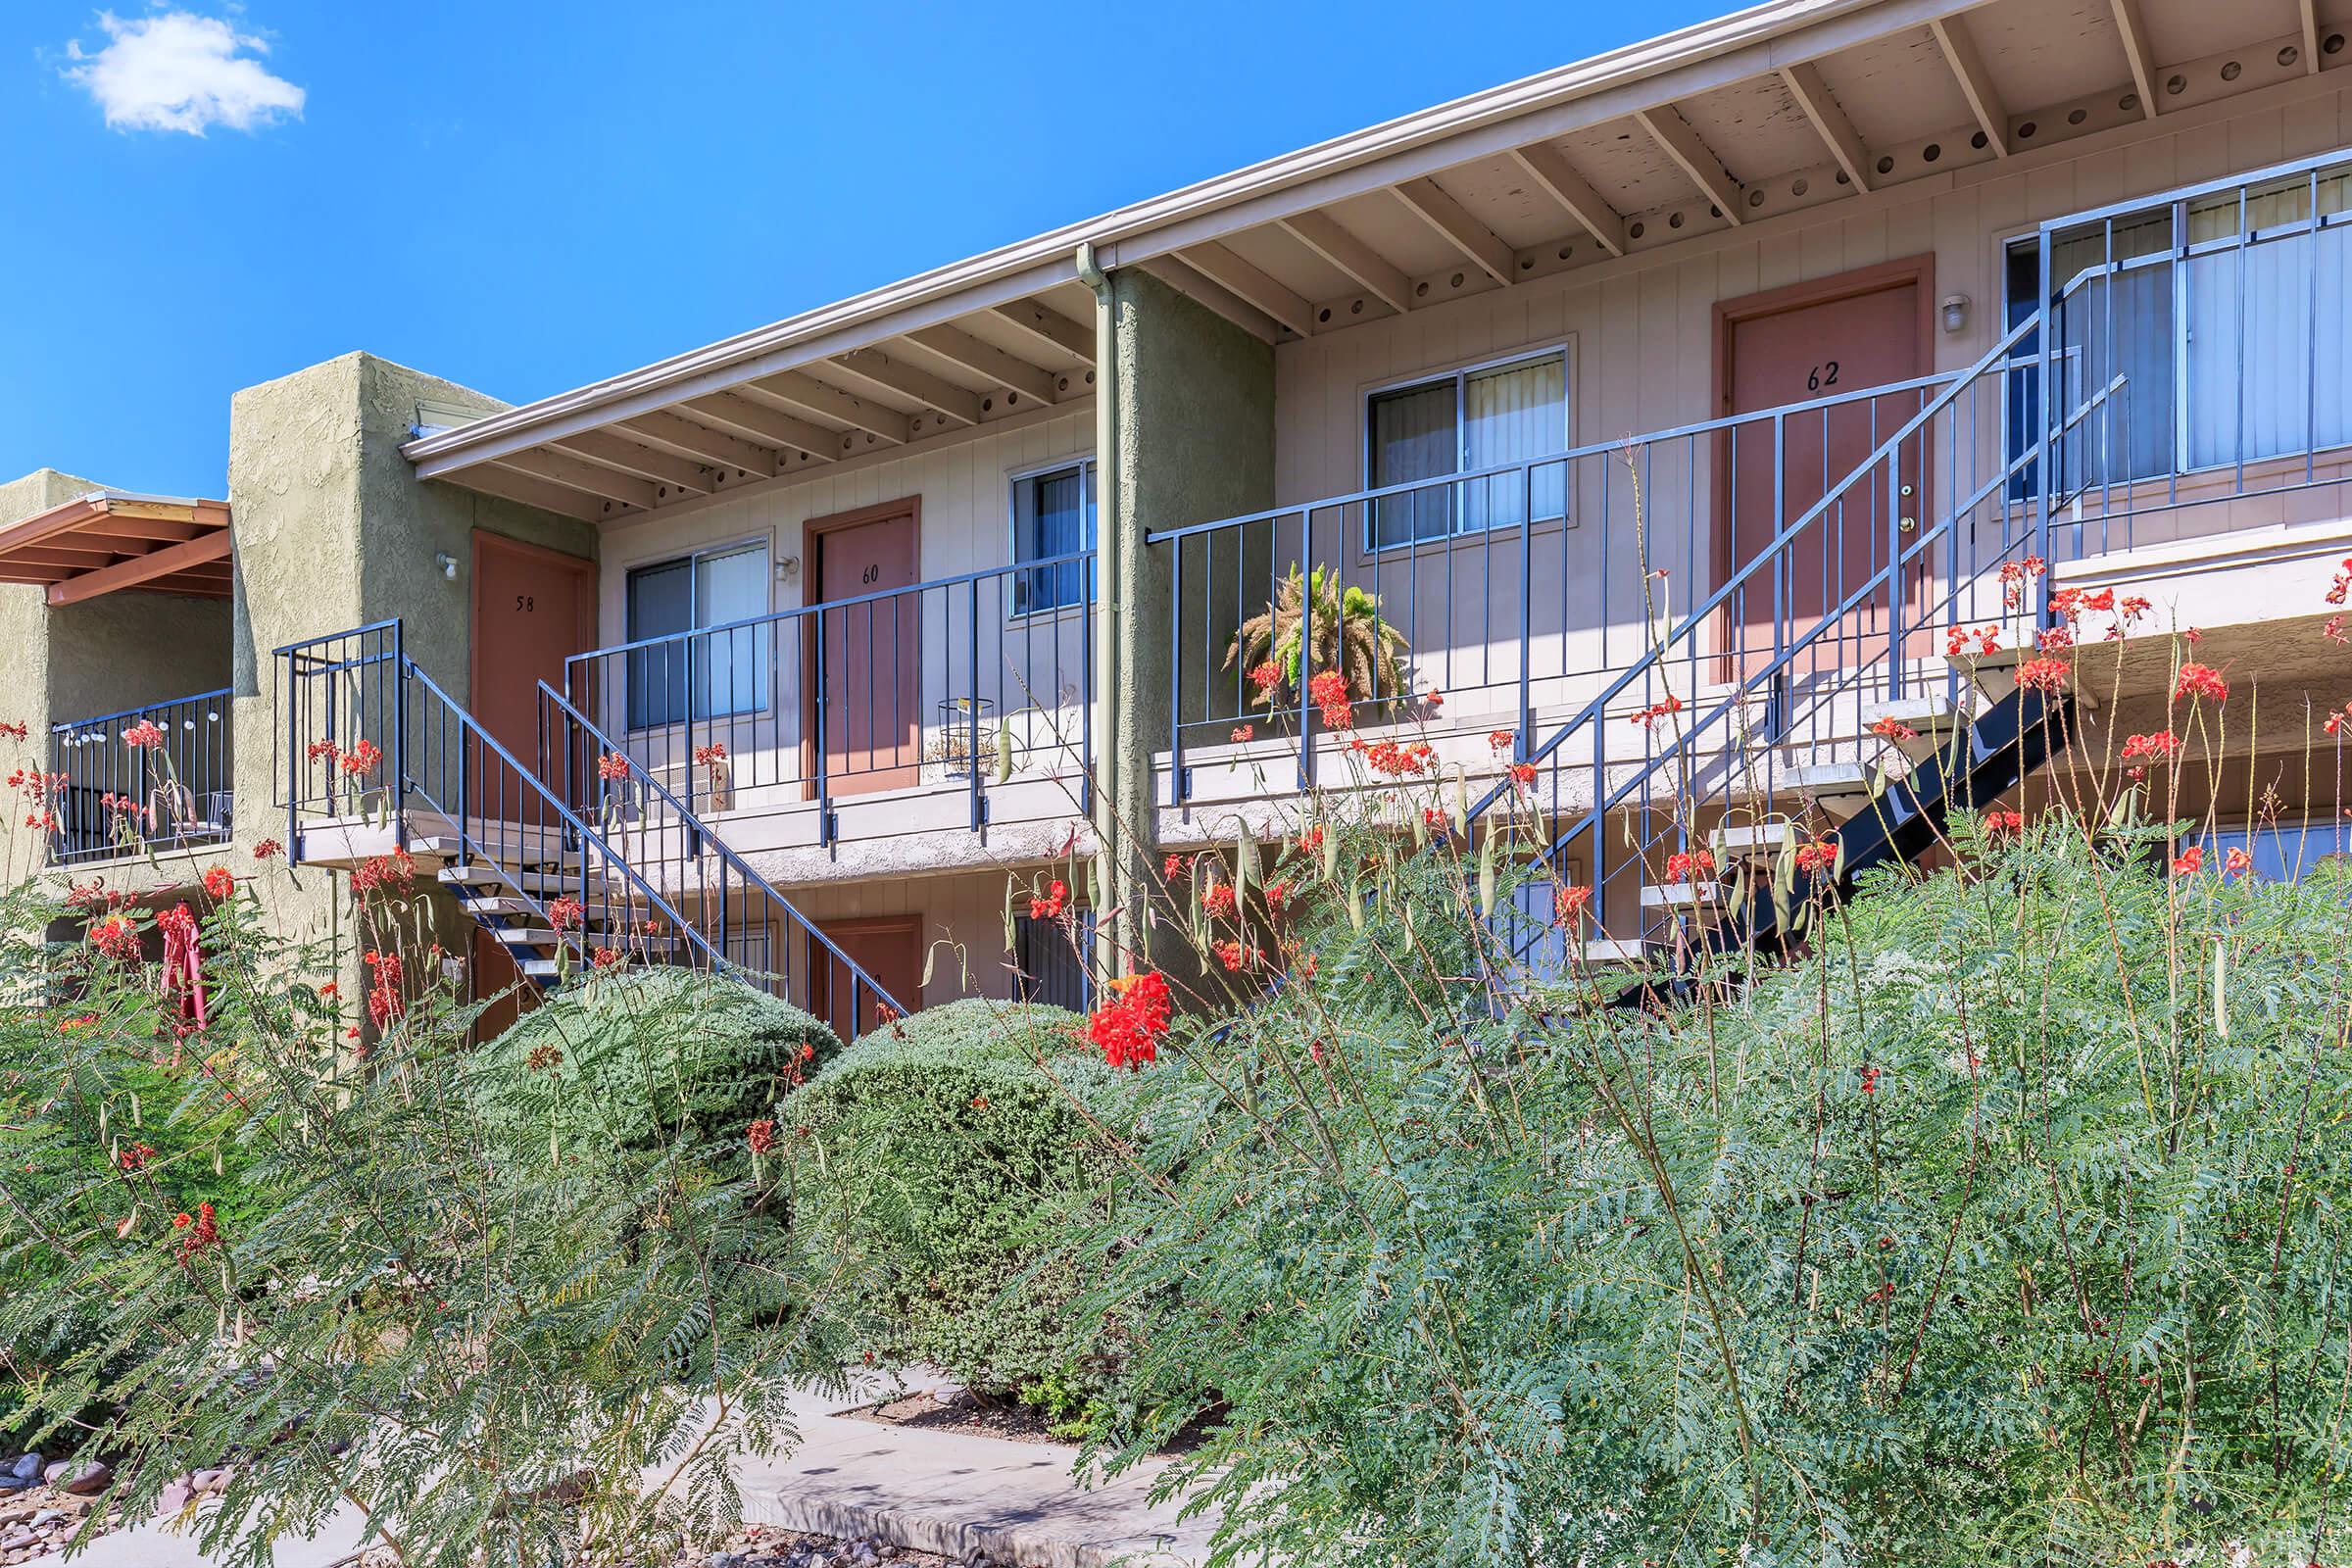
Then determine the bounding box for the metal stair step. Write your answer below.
[437,864,580,898]
[1781,761,1880,822]
[1641,879,1724,911]
[1712,821,1793,856]
[1949,648,2098,709]
[1575,938,1649,965]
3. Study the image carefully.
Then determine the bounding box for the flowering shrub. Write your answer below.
[1064,808,2352,1568]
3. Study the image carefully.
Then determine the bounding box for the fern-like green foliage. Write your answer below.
[1224,564,1411,709]
[1073,812,2352,1568]
[0,873,860,1568]
[786,1000,1133,1420]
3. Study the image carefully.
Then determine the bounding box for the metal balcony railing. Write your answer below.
[564,550,1094,840]
[48,689,234,864]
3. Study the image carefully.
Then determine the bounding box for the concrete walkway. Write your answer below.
[25,1380,1216,1568]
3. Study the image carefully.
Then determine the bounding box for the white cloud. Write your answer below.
[63,11,305,136]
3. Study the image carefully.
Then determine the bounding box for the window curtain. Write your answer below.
[2048,213,2174,489]
[1015,465,1092,613]
[2184,174,2352,468]
[1461,355,1567,529]
[693,544,770,720]
[625,559,693,729]
[1368,380,1458,548]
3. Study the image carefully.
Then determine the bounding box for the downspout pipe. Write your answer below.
[1076,241,1127,978]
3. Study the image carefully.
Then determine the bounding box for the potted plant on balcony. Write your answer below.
[1225,564,1411,725]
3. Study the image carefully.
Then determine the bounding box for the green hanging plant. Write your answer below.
[1225,564,1411,710]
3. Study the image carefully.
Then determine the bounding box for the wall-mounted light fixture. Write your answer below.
[1939,293,1971,334]
[776,556,801,581]
[434,551,459,580]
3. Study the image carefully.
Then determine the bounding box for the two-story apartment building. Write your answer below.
[19,0,2352,1026]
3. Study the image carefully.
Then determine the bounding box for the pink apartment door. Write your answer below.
[1719,259,1932,677]
[803,501,922,796]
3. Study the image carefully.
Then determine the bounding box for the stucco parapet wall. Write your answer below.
[719,816,1098,893]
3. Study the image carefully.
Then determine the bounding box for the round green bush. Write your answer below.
[476,966,842,1150]
[786,999,1132,1417]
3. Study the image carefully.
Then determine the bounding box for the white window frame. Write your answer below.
[619,533,775,732]
[1005,455,1097,619]
[1358,343,1574,556]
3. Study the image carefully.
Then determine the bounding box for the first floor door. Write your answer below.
[812,914,924,1041]
[1720,261,1931,677]
[804,502,922,797]
[470,532,597,792]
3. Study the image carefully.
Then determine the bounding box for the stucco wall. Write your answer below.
[1098,269,1275,968]
[0,469,104,749]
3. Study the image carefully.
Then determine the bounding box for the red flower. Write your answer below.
[0,721,24,742]
[339,739,382,776]
[2121,731,2180,762]
[1029,880,1069,921]
[1263,880,1293,913]
[2174,662,2228,704]
[747,1119,776,1155]
[693,742,728,767]
[2224,846,2253,877]
[1793,835,1838,876]
[350,848,416,900]
[547,896,584,931]
[1664,849,1716,883]
[1488,730,1516,754]
[1553,884,1592,925]
[88,916,139,961]
[1306,669,1352,730]
[1358,738,1435,777]
[172,1200,218,1265]
[1997,555,2047,610]
[1422,806,1448,833]
[525,1044,564,1071]
[1299,826,1324,855]
[2172,845,2204,876]
[2014,656,2070,694]
[1945,624,2002,658]
[1860,1065,1882,1094]
[1508,761,1538,789]
[116,1142,154,1172]
[1870,715,1920,743]
[251,838,283,860]
[596,751,632,782]
[590,948,626,970]
[1630,695,1682,729]
[2327,615,2347,645]
[1087,970,1172,1071]
[1213,939,1261,972]
[201,865,234,901]
[2328,556,2352,606]
[1425,689,1445,710]
[1247,661,1282,695]
[306,739,339,765]
[1229,723,1254,744]
[1201,882,1237,918]
[1161,853,1188,883]
[1984,809,2025,838]
[121,719,165,750]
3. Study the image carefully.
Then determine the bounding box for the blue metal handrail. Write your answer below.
[47,686,235,865]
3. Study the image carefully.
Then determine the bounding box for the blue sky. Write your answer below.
[1,2,1719,497]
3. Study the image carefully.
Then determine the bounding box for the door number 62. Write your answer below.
[1806,361,1840,392]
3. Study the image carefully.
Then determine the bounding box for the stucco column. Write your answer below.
[1092,270,1274,975]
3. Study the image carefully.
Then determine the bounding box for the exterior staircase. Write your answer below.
[1483,303,2114,987]
[273,621,906,1035]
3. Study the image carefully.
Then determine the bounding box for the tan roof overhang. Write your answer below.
[0,492,232,605]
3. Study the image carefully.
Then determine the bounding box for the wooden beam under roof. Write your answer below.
[741,370,912,443]
[2299,0,2322,74]
[5,542,132,571]
[497,449,662,512]
[46,531,231,607]
[1278,211,1414,313]
[546,429,716,495]
[1505,142,1627,258]
[674,394,839,460]
[1392,177,1518,284]
[2108,0,2160,117]
[1636,106,1744,224]
[903,324,1061,406]
[1131,256,1284,344]
[1780,62,1874,193]
[443,462,613,521]
[617,411,778,476]
[1929,15,2008,157]
[1179,241,1320,337]
[989,301,1094,363]
[827,350,986,426]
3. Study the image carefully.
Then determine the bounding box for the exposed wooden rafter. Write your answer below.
[1505,142,1628,257]
[1278,211,1415,313]
[545,429,716,495]
[2108,0,2161,117]
[1392,177,1517,284]
[1635,106,1744,225]
[989,301,1095,363]
[451,463,612,522]
[46,530,231,608]
[1780,62,1874,193]
[496,449,661,512]
[675,394,839,460]
[903,324,1062,405]
[1131,256,1284,344]
[828,350,986,426]
[1180,241,1320,336]
[615,412,778,476]
[741,370,913,445]
[1929,15,2009,157]
[2299,0,2322,73]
